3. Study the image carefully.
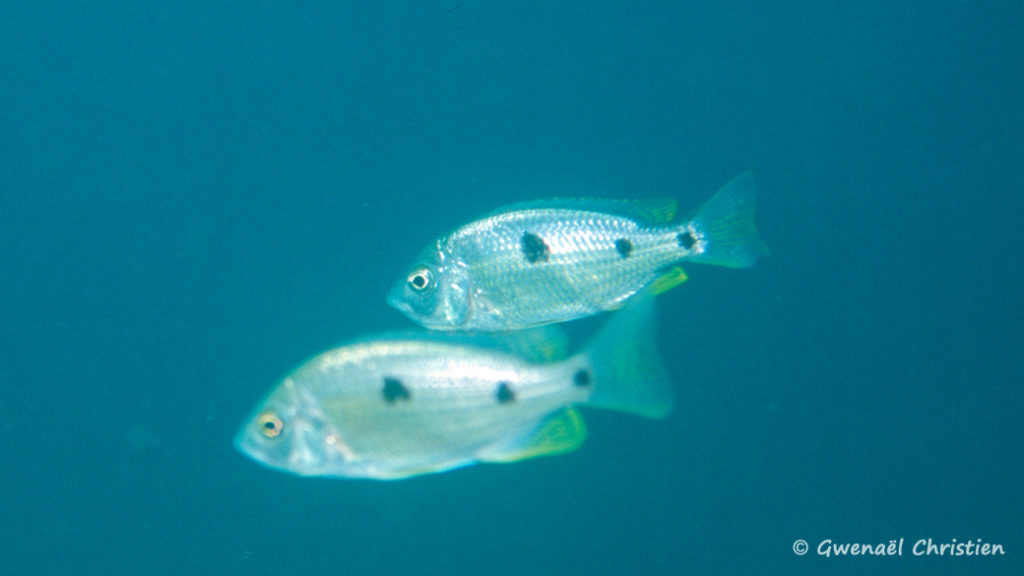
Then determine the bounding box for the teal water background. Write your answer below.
[2,2,1021,575]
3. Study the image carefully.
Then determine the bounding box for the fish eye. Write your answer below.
[256,411,285,439]
[407,267,434,292]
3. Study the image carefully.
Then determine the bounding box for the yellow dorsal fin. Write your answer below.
[625,197,678,224]
[479,408,587,463]
[651,266,688,294]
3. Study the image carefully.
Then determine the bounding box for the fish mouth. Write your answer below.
[233,422,275,471]
[385,282,411,314]
[232,422,254,457]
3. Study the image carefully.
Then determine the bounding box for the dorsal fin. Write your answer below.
[364,327,570,364]
[485,197,678,225]
[489,325,570,363]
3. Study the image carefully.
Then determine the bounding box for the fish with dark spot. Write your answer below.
[496,382,516,404]
[382,377,411,404]
[389,172,767,331]
[615,238,633,259]
[573,369,592,388]
[520,232,549,264]
[235,294,671,480]
[677,230,696,250]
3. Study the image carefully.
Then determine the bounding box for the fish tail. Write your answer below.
[682,171,768,268]
[575,290,673,419]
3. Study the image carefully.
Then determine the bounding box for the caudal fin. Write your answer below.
[685,171,768,268]
[576,291,673,419]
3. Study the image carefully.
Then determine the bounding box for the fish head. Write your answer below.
[234,377,353,477]
[387,239,472,329]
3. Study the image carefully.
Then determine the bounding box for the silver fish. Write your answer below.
[234,294,670,480]
[388,172,767,331]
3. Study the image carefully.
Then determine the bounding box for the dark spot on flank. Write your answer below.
[521,232,549,263]
[496,382,516,404]
[615,238,633,258]
[573,369,592,388]
[677,230,697,250]
[382,377,411,404]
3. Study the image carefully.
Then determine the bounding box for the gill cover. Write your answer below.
[388,240,472,328]
[234,378,350,476]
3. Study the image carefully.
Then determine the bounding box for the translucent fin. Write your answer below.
[479,408,587,463]
[486,325,570,363]
[610,198,678,224]
[363,326,570,363]
[685,172,769,268]
[651,266,688,295]
[487,197,678,225]
[578,291,673,419]
[372,459,476,481]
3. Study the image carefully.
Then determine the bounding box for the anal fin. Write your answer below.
[651,266,688,294]
[479,408,587,463]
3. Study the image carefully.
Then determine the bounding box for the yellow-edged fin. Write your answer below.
[625,197,678,224]
[651,266,688,294]
[604,268,687,312]
[594,197,678,224]
[479,408,587,463]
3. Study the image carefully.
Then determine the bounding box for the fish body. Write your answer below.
[234,294,670,480]
[388,172,767,331]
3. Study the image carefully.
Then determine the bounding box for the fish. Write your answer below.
[388,172,768,331]
[234,293,671,480]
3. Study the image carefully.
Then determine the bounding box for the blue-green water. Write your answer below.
[2,2,1020,575]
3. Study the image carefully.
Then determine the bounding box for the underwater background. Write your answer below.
[2,1,1021,575]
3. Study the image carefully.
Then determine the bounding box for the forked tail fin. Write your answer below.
[576,291,673,419]
[685,171,768,268]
